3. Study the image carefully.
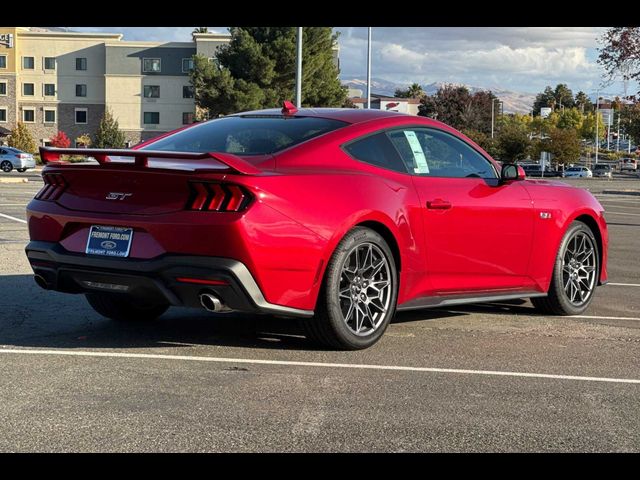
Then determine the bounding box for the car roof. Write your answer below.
[230,107,413,124]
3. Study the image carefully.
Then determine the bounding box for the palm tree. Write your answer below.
[192,27,209,34]
[406,83,425,99]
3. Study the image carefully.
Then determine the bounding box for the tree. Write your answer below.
[575,91,593,113]
[395,83,425,99]
[75,133,92,147]
[556,108,583,130]
[533,86,556,114]
[598,27,640,85]
[190,27,346,117]
[418,84,497,135]
[93,109,126,148]
[554,84,575,109]
[461,128,499,159]
[543,128,581,165]
[49,131,71,148]
[620,102,640,144]
[192,27,209,34]
[580,111,606,141]
[495,123,531,162]
[8,122,37,153]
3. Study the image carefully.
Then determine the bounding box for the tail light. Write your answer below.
[35,173,68,201]
[186,181,253,212]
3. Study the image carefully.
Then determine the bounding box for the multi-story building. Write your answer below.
[0,27,230,147]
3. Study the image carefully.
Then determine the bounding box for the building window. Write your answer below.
[44,57,56,70]
[44,109,56,123]
[23,108,36,123]
[0,82,6,96]
[75,84,87,97]
[143,85,160,98]
[182,58,194,73]
[76,57,87,71]
[142,58,161,73]
[23,57,35,69]
[0,108,6,122]
[143,112,160,124]
[42,139,53,147]
[75,108,88,124]
[44,84,56,96]
[23,83,35,96]
[0,55,6,69]
[183,85,194,99]
[182,112,194,125]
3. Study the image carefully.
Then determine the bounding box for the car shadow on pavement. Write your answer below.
[0,274,535,351]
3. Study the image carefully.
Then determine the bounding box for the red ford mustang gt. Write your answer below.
[25,105,608,350]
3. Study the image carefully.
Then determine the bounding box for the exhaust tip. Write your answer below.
[34,274,51,290]
[200,292,223,313]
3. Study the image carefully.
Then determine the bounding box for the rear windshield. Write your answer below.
[141,116,348,155]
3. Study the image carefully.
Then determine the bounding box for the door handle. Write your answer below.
[426,199,452,210]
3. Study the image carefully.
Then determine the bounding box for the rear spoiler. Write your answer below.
[39,147,262,175]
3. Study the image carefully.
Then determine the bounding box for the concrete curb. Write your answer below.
[602,190,640,196]
[0,177,29,184]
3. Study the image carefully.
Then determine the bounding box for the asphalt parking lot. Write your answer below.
[0,171,639,452]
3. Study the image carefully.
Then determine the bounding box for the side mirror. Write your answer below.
[501,163,525,182]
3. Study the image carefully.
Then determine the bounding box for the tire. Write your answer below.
[302,227,398,350]
[1,161,13,173]
[532,221,599,315]
[17,168,26,173]
[85,292,169,322]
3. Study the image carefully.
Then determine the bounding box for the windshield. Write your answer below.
[141,116,348,155]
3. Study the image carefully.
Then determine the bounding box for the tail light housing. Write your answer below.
[186,181,253,212]
[35,173,67,201]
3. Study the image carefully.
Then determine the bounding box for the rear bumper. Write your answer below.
[25,241,313,318]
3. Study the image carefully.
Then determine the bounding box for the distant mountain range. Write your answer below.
[342,78,537,114]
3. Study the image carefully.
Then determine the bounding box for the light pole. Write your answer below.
[491,98,500,139]
[595,93,599,165]
[295,27,302,108]
[616,110,621,152]
[366,27,372,109]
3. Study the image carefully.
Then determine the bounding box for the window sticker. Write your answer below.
[404,130,429,174]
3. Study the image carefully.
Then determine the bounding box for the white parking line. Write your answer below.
[0,212,27,224]
[0,347,639,385]
[608,282,640,287]
[570,314,640,322]
[605,211,640,216]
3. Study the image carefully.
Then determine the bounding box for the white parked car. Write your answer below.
[564,166,593,178]
[0,147,36,172]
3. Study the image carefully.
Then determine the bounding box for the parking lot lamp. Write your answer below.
[366,27,372,109]
[296,27,302,108]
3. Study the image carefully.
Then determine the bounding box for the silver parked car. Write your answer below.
[0,147,36,172]
[592,164,613,178]
[564,166,593,178]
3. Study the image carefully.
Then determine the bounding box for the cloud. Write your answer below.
[337,27,626,93]
[69,26,633,94]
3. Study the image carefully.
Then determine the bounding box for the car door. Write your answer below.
[386,127,535,294]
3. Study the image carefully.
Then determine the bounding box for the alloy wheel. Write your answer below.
[562,231,597,306]
[338,242,392,336]
[1,161,12,172]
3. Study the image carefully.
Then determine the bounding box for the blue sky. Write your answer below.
[72,26,635,96]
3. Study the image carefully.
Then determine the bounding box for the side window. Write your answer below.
[387,128,497,179]
[344,132,407,173]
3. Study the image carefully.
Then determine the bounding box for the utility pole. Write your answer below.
[491,99,499,139]
[295,27,303,108]
[595,93,599,165]
[366,27,372,109]
[607,106,611,150]
[616,110,621,152]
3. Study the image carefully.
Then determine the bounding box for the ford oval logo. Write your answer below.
[101,240,117,250]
